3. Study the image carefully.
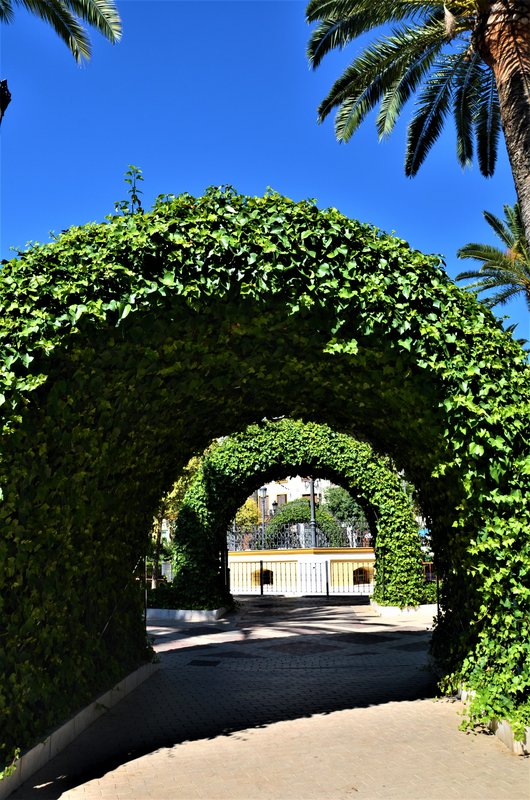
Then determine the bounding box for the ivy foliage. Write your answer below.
[0,186,529,765]
[172,418,424,608]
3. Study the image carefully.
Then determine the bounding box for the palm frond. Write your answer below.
[307,0,502,177]
[306,0,358,22]
[503,203,521,232]
[375,21,446,137]
[481,210,513,249]
[455,268,489,281]
[457,202,530,312]
[332,72,390,141]
[306,0,445,69]
[376,51,437,138]
[0,0,14,23]
[405,53,466,176]
[20,0,91,60]
[16,0,120,60]
[482,285,526,307]
[456,272,526,307]
[306,0,438,27]
[307,1,440,68]
[503,322,528,346]
[63,0,121,43]
[496,259,530,287]
[457,265,530,299]
[318,18,445,131]
[502,202,530,261]
[474,66,501,177]
[316,29,416,120]
[478,204,530,262]
[457,242,516,267]
[453,51,482,168]
[308,17,367,69]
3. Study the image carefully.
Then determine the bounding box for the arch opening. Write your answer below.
[171,419,425,610]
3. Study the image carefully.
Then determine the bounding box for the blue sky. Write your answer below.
[0,0,526,339]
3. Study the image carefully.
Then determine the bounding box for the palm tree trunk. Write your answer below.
[0,80,11,125]
[477,1,530,247]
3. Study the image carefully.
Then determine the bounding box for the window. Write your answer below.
[353,567,369,585]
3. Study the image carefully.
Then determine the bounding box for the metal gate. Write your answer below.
[229,559,374,596]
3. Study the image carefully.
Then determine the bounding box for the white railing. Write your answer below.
[229,558,375,596]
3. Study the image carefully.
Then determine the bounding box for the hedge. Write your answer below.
[1,186,529,766]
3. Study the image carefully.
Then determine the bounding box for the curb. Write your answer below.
[488,719,530,756]
[146,607,227,622]
[0,661,160,800]
[458,687,530,756]
[370,601,437,617]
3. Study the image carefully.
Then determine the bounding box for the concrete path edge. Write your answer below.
[458,687,530,756]
[0,662,160,800]
[146,607,227,621]
[370,601,438,616]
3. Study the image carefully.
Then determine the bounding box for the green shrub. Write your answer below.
[421,581,438,604]
[265,498,344,544]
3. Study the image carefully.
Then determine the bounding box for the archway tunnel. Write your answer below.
[170,418,426,609]
[1,187,529,764]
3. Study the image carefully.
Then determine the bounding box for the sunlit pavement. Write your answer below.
[11,597,530,799]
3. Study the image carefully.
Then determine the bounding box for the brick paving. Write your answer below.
[11,597,530,799]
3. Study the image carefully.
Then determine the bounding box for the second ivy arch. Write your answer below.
[171,418,426,608]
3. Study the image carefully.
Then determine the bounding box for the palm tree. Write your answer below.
[0,0,121,123]
[306,1,530,247]
[456,202,530,311]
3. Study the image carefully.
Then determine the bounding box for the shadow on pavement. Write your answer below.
[12,598,438,799]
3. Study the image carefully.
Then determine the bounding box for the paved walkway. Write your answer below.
[11,597,530,799]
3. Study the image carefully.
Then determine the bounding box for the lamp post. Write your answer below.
[309,477,317,548]
[258,486,267,549]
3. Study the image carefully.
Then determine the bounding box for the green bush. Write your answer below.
[322,485,369,529]
[265,498,344,544]
[421,581,438,604]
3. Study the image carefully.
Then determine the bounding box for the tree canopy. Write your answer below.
[457,202,530,312]
[244,495,345,546]
[0,0,121,123]
[307,0,530,244]
[322,485,369,528]
[0,0,121,62]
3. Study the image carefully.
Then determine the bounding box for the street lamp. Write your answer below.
[302,477,319,547]
[309,477,317,548]
[258,486,267,548]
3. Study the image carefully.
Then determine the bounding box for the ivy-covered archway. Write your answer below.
[1,186,529,764]
[172,418,425,609]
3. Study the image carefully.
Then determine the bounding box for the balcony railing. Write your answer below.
[227,522,373,551]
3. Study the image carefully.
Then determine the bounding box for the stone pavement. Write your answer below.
[11,597,530,800]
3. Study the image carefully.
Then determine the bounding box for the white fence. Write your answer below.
[229,557,374,596]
